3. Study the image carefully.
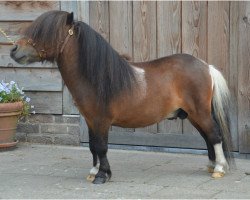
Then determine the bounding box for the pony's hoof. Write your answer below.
[86,174,95,182]
[212,172,225,178]
[92,176,107,184]
[207,166,214,173]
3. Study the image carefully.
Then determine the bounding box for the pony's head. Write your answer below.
[10,10,74,64]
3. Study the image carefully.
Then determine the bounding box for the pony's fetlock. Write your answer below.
[214,161,229,173]
[207,160,215,173]
[86,165,99,182]
[212,161,228,178]
[207,165,214,173]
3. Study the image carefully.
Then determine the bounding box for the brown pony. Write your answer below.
[10,11,234,184]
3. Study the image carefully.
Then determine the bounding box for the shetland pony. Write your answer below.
[10,11,234,184]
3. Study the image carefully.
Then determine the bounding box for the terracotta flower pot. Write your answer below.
[0,101,23,148]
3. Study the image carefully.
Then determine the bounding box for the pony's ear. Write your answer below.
[66,12,74,25]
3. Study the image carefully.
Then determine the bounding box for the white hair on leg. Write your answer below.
[86,163,99,182]
[212,142,229,178]
[90,163,99,175]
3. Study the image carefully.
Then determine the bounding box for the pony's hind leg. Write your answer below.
[200,132,216,173]
[190,114,228,178]
[189,120,216,173]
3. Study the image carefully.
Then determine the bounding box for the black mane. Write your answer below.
[75,21,136,108]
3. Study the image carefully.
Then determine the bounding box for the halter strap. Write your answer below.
[60,25,74,54]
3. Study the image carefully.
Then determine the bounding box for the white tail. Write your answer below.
[209,65,234,165]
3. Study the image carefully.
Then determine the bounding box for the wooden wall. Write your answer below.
[0,1,250,153]
[0,1,88,115]
[0,1,62,114]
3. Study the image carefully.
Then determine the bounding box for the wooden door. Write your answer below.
[80,1,246,151]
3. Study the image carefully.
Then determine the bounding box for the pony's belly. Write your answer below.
[112,111,167,128]
[112,119,158,129]
[112,108,186,128]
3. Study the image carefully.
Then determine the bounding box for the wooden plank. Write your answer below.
[0,68,62,91]
[0,22,31,44]
[182,1,207,136]
[229,1,239,151]
[238,2,250,153]
[208,1,230,79]
[61,1,90,23]
[26,92,62,114]
[89,1,109,41]
[60,1,78,19]
[109,1,133,133]
[157,1,181,56]
[133,1,157,61]
[0,45,56,68]
[182,1,207,60]
[156,1,182,135]
[229,2,239,99]
[133,1,157,133]
[0,1,60,21]
[77,1,89,23]
[60,1,89,24]
[109,1,132,56]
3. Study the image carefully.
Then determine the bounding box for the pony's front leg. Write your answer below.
[88,128,111,184]
[86,129,99,182]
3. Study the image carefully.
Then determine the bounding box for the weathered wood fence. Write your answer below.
[0,1,249,153]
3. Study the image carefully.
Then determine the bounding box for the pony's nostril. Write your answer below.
[10,45,18,53]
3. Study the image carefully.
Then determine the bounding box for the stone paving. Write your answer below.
[1,143,250,199]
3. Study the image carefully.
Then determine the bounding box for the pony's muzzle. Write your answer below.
[10,44,18,56]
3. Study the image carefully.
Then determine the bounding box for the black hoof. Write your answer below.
[92,176,107,184]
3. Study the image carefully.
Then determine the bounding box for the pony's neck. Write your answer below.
[57,47,97,109]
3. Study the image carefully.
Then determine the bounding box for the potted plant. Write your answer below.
[0,80,31,148]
